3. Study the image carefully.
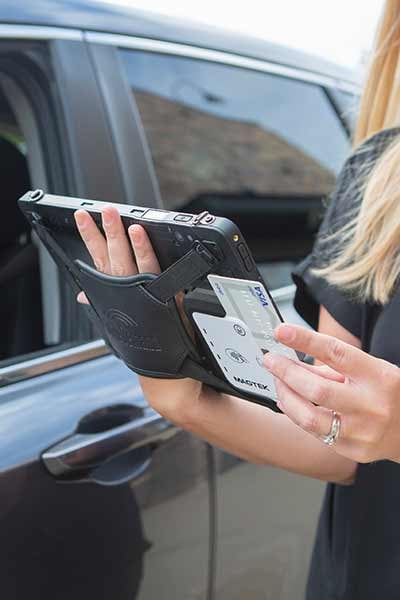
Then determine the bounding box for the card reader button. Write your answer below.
[174,214,192,222]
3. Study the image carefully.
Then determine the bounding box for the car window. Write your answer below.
[0,84,46,364]
[120,50,352,289]
[0,56,91,368]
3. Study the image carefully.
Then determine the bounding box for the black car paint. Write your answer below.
[0,357,212,598]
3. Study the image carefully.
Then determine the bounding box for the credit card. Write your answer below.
[207,274,298,360]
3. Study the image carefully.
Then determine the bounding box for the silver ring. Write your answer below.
[320,411,341,446]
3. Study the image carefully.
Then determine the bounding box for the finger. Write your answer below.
[77,291,89,305]
[298,362,345,383]
[128,225,161,274]
[101,206,137,276]
[265,353,355,413]
[274,323,377,380]
[74,210,110,273]
[275,378,354,441]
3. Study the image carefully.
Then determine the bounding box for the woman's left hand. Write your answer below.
[265,323,400,463]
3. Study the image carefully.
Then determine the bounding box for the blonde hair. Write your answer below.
[314,0,400,304]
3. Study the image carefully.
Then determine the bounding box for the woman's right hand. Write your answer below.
[74,205,203,424]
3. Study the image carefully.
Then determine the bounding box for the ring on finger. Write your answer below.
[320,410,341,446]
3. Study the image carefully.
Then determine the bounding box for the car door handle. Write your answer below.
[42,410,179,478]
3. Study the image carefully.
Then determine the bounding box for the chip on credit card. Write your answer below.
[192,274,299,402]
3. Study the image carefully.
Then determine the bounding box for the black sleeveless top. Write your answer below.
[292,127,400,600]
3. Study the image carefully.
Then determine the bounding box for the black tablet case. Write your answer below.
[28,208,280,413]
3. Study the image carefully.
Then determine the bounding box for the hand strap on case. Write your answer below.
[145,241,217,302]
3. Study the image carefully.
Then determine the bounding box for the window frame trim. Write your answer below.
[86,31,359,94]
[0,341,109,388]
[0,24,82,42]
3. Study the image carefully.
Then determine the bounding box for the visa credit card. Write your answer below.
[192,274,299,402]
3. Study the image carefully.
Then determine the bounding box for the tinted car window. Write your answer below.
[0,86,44,363]
[120,50,351,288]
[0,71,91,367]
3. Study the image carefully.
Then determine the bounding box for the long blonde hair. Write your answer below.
[314,0,400,304]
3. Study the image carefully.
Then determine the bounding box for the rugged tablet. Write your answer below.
[19,190,299,411]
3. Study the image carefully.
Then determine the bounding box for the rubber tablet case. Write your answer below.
[27,198,281,413]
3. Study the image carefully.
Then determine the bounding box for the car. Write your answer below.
[0,2,358,598]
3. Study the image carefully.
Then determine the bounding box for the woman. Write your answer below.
[74,1,400,597]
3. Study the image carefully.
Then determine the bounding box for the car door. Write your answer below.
[110,37,355,599]
[0,28,212,600]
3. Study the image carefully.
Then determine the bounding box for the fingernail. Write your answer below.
[77,291,87,304]
[275,324,295,343]
[264,353,276,369]
[102,210,114,227]
[74,211,86,228]
[129,225,141,245]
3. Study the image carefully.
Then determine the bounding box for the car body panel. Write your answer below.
[0,355,211,599]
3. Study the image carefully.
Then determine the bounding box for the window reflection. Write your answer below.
[120,50,351,288]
